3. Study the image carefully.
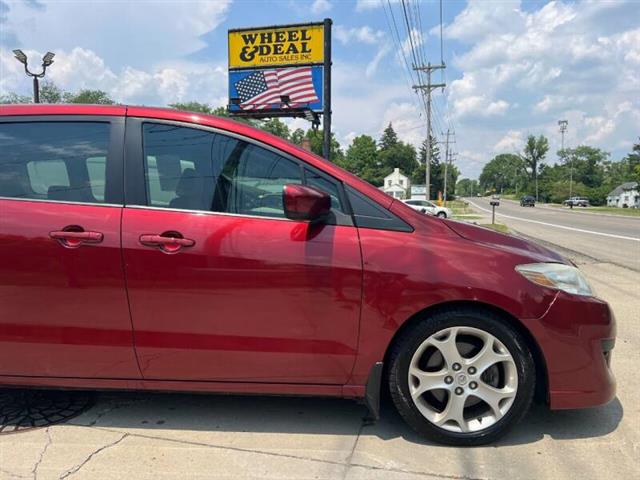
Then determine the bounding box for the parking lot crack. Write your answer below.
[58,433,128,479]
[349,462,491,480]
[341,420,365,479]
[31,427,52,480]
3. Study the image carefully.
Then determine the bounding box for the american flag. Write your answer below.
[235,67,319,110]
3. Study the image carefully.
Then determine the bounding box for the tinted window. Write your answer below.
[142,124,302,218]
[346,186,413,232]
[304,168,345,213]
[0,122,110,203]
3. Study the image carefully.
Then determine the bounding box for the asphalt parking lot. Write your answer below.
[1,218,638,479]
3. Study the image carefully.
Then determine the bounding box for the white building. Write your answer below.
[382,168,410,199]
[606,182,639,208]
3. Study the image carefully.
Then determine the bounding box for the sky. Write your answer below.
[1,0,638,179]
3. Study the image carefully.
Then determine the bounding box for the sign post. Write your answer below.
[322,18,332,161]
[227,20,333,161]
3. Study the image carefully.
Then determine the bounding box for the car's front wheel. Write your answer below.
[388,307,535,446]
[437,212,447,218]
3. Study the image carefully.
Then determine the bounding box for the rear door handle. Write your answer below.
[139,233,195,253]
[50,229,104,248]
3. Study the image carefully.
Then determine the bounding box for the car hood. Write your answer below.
[442,219,568,264]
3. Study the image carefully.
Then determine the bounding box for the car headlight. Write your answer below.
[515,263,593,296]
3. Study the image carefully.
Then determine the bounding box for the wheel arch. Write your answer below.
[381,300,549,404]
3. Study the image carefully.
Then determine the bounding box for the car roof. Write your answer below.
[0,103,393,209]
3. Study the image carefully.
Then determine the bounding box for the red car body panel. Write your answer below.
[121,207,362,383]
[0,200,140,378]
[0,104,615,411]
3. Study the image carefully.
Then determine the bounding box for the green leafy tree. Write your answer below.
[563,146,608,188]
[169,101,216,114]
[374,123,417,188]
[64,89,114,104]
[479,154,527,194]
[290,128,306,146]
[0,92,31,104]
[259,118,290,140]
[305,129,344,163]
[520,134,550,182]
[378,123,399,150]
[40,81,64,103]
[456,178,480,197]
[342,135,381,184]
[411,136,442,198]
[624,139,640,183]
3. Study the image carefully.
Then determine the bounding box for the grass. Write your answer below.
[452,214,483,220]
[480,223,510,233]
[446,200,475,216]
[581,206,640,217]
[544,204,640,216]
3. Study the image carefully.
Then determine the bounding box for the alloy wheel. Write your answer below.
[407,326,518,433]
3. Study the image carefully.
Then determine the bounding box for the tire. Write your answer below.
[388,307,535,446]
[437,212,447,218]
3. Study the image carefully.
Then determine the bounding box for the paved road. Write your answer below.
[465,197,640,271]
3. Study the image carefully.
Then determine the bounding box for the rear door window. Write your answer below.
[0,122,111,203]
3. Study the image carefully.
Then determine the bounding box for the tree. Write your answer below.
[290,128,306,146]
[563,146,607,188]
[624,139,640,183]
[479,154,527,194]
[169,101,216,114]
[0,92,31,104]
[411,135,441,198]
[259,118,290,140]
[520,134,549,200]
[40,81,64,103]
[64,89,114,104]
[305,129,344,163]
[456,178,480,197]
[379,123,399,150]
[343,135,380,184]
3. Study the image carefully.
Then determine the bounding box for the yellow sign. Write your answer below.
[229,24,324,68]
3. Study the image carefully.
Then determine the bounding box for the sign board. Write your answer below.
[227,19,332,160]
[228,23,324,69]
[228,65,323,114]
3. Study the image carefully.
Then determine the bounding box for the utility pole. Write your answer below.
[413,62,445,200]
[558,119,570,205]
[443,129,450,205]
[442,129,456,206]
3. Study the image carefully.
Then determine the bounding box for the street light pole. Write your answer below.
[558,119,570,206]
[12,50,55,103]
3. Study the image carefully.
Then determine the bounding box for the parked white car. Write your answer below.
[403,199,452,218]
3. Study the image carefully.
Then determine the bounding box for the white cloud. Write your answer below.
[381,102,426,148]
[365,43,391,78]
[1,1,231,69]
[311,0,332,14]
[440,0,640,178]
[1,46,228,106]
[493,130,524,153]
[355,0,399,12]
[334,25,385,45]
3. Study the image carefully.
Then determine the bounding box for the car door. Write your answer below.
[121,119,362,384]
[0,116,141,378]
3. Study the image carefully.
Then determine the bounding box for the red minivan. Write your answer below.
[0,104,615,445]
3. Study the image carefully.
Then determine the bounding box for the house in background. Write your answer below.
[382,168,410,199]
[606,181,639,208]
